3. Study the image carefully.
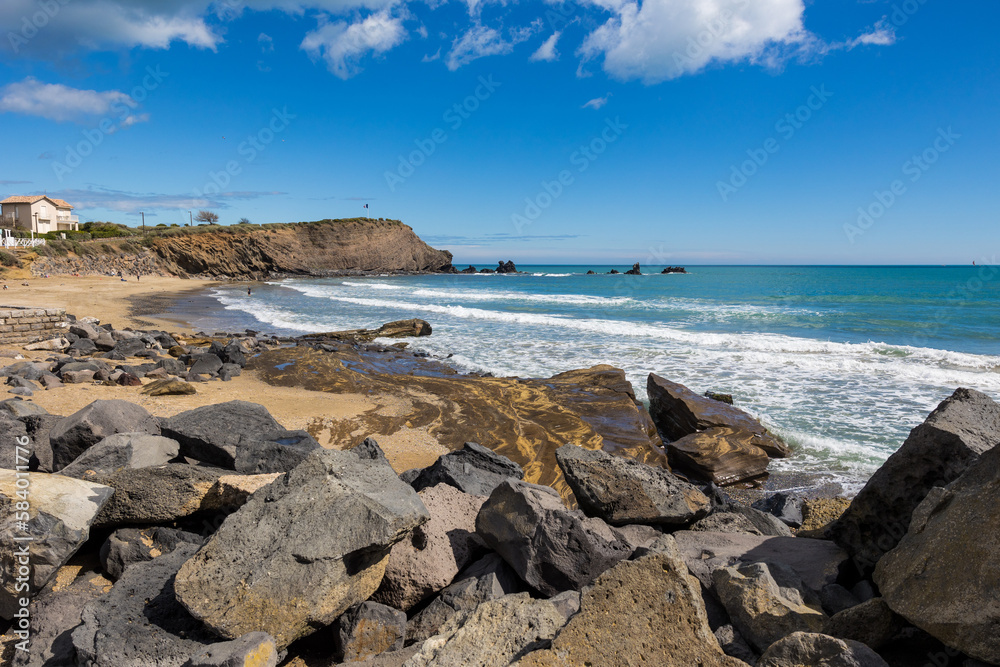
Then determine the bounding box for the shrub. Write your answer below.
[0,250,20,267]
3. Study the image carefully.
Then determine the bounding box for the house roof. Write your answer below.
[0,195,73,209]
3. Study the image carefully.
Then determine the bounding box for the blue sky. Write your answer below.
[0,0,997,264]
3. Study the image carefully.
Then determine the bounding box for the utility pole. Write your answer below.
[189,210,192,226]
[141,211,145,234]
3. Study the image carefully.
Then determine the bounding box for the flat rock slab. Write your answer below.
[161,400,283,468]
[174,446,429,648]
[0,471,114,619]
[48,399,160,470]
[233,429,321,474]
[874,442,1000,664]
[673,530,847,594]
[371,483,485,611]
[519,542,748,667]
[406,592,568,667]
[72,543,224,667]
[58,432,180,479]
[555,442,709,525]
[668,427,771,486]
[832,387,1000,575]
[475,479,631,596]
[648,374,790,458]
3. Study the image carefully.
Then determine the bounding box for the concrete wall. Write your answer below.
[0,306,66,344]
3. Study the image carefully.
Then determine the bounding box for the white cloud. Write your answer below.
[259,32,275,51]
[848,21,896,48]
[422,47,441,62]
[0,78,132,122]
[301,9,407,79]
[447,23,538,71]
[578,0,811,84]
[582,94,610,109]
[530,31,561,62]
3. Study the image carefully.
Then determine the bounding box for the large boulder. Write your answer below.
[554,442,710,525]
[72,543,225,667]
[371,483,485,611]
[334,601,406,663]
[233,429,322,475]
[160,401,283,468]
[673,530,847,594]
[48,399,159,470]
[519,542,749,667]
[0,471,114,618]
[0,412,29,470]
[174,445,430,648]
[648,374,790,457]
[474,479,631,596]
[57,432,180,479]
[408,442,524,497]
[831,388,1000,575]
[667,427,771,486]
[826,598,903,651]
[406,592,568,667]
[10,568,112,667]
[714,562,827,653]
[873,441,1000,664]
[757,632,889,667]
[406,553,526,645]
[90,464,229,528]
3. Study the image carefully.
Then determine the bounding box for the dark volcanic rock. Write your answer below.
[91,464,228,528]
[648,374,790,458]
[58,432,180,479]
[496,260,517,273]
[173,445,430,648]
[72,543,224,667]
[48,399,160,470]
[409,441,524,497]
[100,526,206,580]
[752,492,804,528]
[826,598,904,651]
[161,400,282,468]
[554,443,710,526]
[0,472,114,619]
[183,632,279,667]
[188,353,223,376]
[334,601,406,663]
[874,441,1000,664]
[233,429,322,474]
[475,479,631,596]
[832,387,1000,575]
[624,262,642,275]
[0,412,29,470]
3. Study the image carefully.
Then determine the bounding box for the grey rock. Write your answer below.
[0,471,114,618]
[874,441,1000,664]
[20,413,60,472]
[826,598,904,651]
[72,543,224,667]
[554,442,710,526]
[91,464,228,528]
[691,511,765,536]
[183,632,279,667]
[714,562,827,653]
[831,388,1000,575]
[405,592,567,667]
[7,387,32,397]
[233,429,322,474]
[612,523,665,554]
[820,583,860,616]
[335,602,407,663]
[111,337,146,357]
[69,337,97,354]
[0,412,29,470]
[173,445,430,648]
[752,492,804,528]
[157,357,187,375]
[161,401,283,468]
[757,632,889,667]
[475,479,631,596]
[58,432,180,479]
[0,398,48,419]
[48,399,159,470]
[407,552,526,645]
[189,353,223,376]
[69,322,100,340]
[715,624,760,666]
[409,442,523,497]
[673,530,848,595]
[100,526,206,580]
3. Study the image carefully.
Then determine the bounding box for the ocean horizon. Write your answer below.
[168,264,1000,495]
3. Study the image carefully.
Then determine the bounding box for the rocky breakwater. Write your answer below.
[647,374,791,486]
[1,381,999,665]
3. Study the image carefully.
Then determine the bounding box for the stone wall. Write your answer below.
[0,306,66,344]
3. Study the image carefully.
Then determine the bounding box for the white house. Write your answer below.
[0,195,79,234]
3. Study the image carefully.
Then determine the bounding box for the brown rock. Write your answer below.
[141,379,197,396]
[668,427,771,486]
[518,540,748,667]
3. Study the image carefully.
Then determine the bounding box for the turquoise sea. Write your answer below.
[191,265,1000,492]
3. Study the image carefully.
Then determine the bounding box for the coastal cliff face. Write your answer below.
[30,219,454,279]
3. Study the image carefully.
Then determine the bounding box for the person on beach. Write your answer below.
[248,286,252,296]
